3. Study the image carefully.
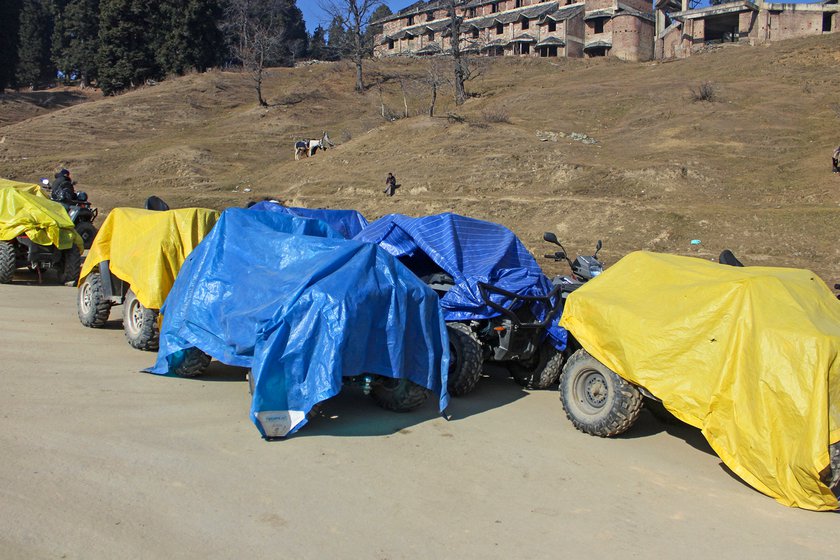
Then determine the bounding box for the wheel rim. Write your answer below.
[574,369,608,413]
[80,281,92,314]
[126,298,142,335]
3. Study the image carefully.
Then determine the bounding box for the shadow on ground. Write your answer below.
[296,364,528,439]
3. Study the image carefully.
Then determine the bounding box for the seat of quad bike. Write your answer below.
[144,196,170,212]
[718,249,744,267]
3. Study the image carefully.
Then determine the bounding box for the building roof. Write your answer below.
[510,33,537,42]
[416,42,443,54]
[542,4,585,22]
[584,38,612,49]
[536,36,567,46]
[584,8,615,20]
[672,1,758,19]
[481,38,510,49]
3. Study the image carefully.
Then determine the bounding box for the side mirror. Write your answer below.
[596,240,602,251]
[543,232,559,245]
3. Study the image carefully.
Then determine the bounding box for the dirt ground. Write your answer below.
[1,278,837,559]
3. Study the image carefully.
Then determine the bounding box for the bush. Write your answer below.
[481,107,510,123]
[689,81,717,102]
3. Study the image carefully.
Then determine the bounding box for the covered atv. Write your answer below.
[77,207,220,351]
[0,183,83,284]
[148,209,449,438]
[355,212,566,396]
[559,251,840,511]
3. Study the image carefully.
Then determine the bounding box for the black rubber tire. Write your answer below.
[58,247,82,285]
[122,289,160,351]
[509,342,565,390]
[171,347,212,378]
[446,322,483,397]
[0,240,15,284]
[76,221,98,250]
[370,377,430,412]
[824,442,840,498]
[77,272,111,327]
[559,348,643,437]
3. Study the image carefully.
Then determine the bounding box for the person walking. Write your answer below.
[383,172,399,197]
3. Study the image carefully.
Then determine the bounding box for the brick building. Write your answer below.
[655,0,839,59]
[373,0,656,61]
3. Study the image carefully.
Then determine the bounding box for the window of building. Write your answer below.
[472,28,480,38]
[515,0,523,7]
[823,13,833,32]
[388,39,395,49]
[468,7,476,17]
[428,12,435,21]
[496,22,504,34]
[491,3,499,14]
[428,31,435,41]
[594,19,605,33]
[548,20,557,32]
[515,42,530,55]
[407,15,414,25]
[522,18,530,30]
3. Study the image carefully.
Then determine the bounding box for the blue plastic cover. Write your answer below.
[354,212,566,347]
[249,201,369,239]
[148,208,449,438]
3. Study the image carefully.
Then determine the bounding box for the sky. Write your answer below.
[298,0,416,32]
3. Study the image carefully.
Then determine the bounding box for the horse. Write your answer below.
[294,132,334,160]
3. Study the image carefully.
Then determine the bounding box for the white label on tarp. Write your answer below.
[257,410,306,438]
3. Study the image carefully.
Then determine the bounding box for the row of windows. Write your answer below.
[387,19,561,48]
[404,0,558,25]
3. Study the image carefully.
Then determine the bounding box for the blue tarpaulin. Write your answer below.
[148,208,449,437]
[249,201,369,239]
[354,212,566,347]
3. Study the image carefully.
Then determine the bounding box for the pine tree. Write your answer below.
[15,0,55,89]
[155,0,224,75]
[0,0,23,91]
[277,0,307,63]
[326,16,347,61]
[309,25,328,60]
[96,0,161,94]
[52,0,100,86]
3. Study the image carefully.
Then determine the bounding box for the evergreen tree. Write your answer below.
[0,0,23,91]
[277,0,308,63]
[363,3,391,56]
[155,0,224,75]
[15,0,55,89]
[96,0,161,94]
[326,16,347,61]
[52,0,100,86]
[309,25,328,60]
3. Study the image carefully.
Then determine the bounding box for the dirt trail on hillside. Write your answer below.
[1,279,837,559]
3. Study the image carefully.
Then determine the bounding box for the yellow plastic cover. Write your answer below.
[0,186,82,250]
[0,178,48,198]
[80,207,220,310]
[560,251,840,511]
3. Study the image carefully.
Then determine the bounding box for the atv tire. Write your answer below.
[123,289,160,351]
[370,377,430,412]
[510,342,565,390]
[824,443,840,498]
[77,272,111,327]
[0,240,14,284]
[559,349,643,437]
[57,247,82,285]
[171,347,212,378]
[446,322,483,397]
[76,221,98,250]
[645,398,678,424]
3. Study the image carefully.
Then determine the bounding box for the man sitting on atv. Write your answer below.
[50,169,77,203]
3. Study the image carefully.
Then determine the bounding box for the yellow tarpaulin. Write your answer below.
[0,186,82,250]
[0,178,48,198]
[80,207,219,310]
[560,251,840,511]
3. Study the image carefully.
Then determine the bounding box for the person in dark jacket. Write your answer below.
[833,146,840,174]
[50,169,76,203]
[383,172,398,197]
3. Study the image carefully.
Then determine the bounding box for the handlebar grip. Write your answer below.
[544,254,557,259]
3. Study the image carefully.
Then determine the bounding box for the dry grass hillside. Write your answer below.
[1,33,839,282]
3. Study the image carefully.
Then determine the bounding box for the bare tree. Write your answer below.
[424,58,448,117]
[319,0,383,92]
[444,0,468,105]
[226,0,288,107]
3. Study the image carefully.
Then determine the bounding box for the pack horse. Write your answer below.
[295,132,334,160]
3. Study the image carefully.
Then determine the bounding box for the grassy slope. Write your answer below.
[1,34,839,281]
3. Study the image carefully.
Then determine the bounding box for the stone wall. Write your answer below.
[612,14,654,60]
